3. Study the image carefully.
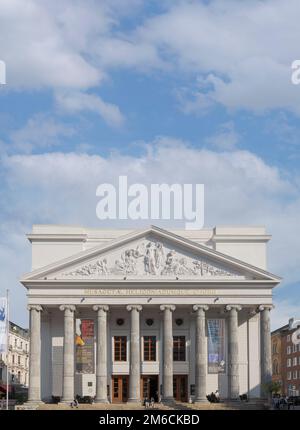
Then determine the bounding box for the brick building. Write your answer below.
[271,318,300,396]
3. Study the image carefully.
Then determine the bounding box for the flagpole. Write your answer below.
[6,289,9,410]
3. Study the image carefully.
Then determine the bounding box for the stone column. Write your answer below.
[93,305,109,403]
[226,305,242,400]
[126,305,142,403]
[59,305,76,403]
[27,305,43,403]
[193,305,209,403]
[258,305,273,397]
[160,305,176,402]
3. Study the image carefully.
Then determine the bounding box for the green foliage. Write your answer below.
[262,381,281,395]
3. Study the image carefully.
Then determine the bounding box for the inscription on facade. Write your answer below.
[84,288,218,296]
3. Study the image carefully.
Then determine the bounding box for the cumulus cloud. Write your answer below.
[134,0,300,115]
[1,137,299,279]
[205,121,240,151]
[2,0,300,119]
[9,113,76,153]
[55,91,125,128]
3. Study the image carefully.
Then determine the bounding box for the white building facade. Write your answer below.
[21,225,280,404]
[0,322,29,387]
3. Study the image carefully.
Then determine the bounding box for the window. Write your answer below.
[287,372,292,380]
[287,358,291,367]
[173,336,186,361]
[272,343,277,354]
[287,335,291,342]
[287,346,291,355]
[293,357,298,366]
[14,338,17,347]
[293,371,298,380]
[18,356,20,365]
[143,336,156,361]
[207,319,226,373]
[293,344,297,353]
[114,336,127,361]
[12,354,15,364]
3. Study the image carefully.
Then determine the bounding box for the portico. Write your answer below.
[21,225,280,405]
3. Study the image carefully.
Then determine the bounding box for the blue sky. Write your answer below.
[0,0,300,328]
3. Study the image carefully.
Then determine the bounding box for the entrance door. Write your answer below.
[141,375,159,401]
[112,376,129,403]
[173,375,188,402]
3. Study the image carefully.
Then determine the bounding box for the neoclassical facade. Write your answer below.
[21,225,280,404]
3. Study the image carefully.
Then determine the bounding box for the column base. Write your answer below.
[162,397,175,405]
[58,400,74,406]
[127,398,141,404]
[194,398,208,404]
[16,401,44,410]
[94,398,109,404]
[25,400,44,406]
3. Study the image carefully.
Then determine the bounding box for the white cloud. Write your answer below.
[205,121,240,151]
[1,137,300,286]
[55,91,125,128]
[134,0,300,115]
[9,113,76,153]
[2,0,300,118]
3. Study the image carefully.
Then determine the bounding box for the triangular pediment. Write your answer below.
[21,226,280,283]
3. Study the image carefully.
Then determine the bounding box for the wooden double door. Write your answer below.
[112,374,187,403]
[141,375,159,401]
[173,375,188,402]
[112,375,129,403]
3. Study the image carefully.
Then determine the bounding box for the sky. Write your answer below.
[0,0,300,329]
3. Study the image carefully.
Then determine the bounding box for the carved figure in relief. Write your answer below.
[154,242,165,270]
[144,242,157,275]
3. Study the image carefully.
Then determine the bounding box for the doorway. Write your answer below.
[141,375,159,401]
[173,375,188,402]
[112,375,129,403]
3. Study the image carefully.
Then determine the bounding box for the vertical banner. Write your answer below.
[0,297,7,353]
[207,319,225,373]
[75,319,94,373]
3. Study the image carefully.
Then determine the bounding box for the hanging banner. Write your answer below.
[0,297,7,353]
[75,319,94,374]
[207,319,225,373]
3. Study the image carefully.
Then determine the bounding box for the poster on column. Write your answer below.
[207,319,225,373]
[75,319,94,373]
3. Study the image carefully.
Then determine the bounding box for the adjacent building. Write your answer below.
[0,321,29,390]
[20,224,280,404]
[271,319,300,396]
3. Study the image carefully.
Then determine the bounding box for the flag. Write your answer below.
[0,297,7,353]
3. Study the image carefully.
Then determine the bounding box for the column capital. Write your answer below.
[126,305,142,312]
[160,304,176,312]
[257,305,274,312]
[93,305,109,312]
[27,304,43,312]
[59,304,76,312]
[225,305,242,312]
[193,305,209,312]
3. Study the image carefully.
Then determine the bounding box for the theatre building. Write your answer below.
[20,225,280,404]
